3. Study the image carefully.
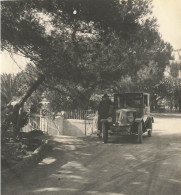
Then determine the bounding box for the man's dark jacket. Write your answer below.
[98,99,113,119]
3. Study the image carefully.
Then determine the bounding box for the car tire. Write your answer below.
[102,122,108,143]
[148,122,152,137]
[138,122,143,144]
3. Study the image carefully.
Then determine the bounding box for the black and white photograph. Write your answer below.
[1,0,181,194]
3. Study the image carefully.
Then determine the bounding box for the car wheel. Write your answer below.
[148,122,152,137]
[138,122,143,144]
[102,122,108,143]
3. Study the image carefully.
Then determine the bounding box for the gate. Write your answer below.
[64,110,98,136]
[64,110,94,120]
[22,114,40,132]
[22,111,61,135]
[85,113,98,136]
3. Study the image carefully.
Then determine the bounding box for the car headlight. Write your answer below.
[107,117,112,123]
[127,112,134,123]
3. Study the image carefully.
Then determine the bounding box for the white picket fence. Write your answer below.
[22,110,98,136]
[64,110,96,120]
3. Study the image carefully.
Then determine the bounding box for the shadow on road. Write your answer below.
[153,113,181,119]
[1,134,153,195]
[2,111,181,195]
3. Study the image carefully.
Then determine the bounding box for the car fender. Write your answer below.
[100,119,108,123]
[135,118,143,123]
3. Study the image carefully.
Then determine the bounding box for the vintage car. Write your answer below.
[100,92,154,143]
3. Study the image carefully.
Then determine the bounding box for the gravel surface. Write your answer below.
[2,113,181,195]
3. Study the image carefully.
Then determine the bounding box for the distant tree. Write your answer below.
[167,61,181,111]
[152,77,179,109]
[169,62,181,78]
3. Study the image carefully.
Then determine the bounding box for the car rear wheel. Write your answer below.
[138,122,143,144]
[148,122,152,137]
[102,122,108,143]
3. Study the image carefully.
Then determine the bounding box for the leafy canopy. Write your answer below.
[1,0,172,110]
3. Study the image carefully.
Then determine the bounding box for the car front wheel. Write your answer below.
[138,122,143,144]
[102,122,108,143]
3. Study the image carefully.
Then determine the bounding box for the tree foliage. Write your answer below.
[2,0,172,88]
[1,0,173,130]
[1,73,18,106]
[169,61,181,78]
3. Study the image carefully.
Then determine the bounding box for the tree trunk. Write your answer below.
[4,74,46,138]
[151,95,158,110]
[18,74,45,108]
[155,99,158,110]
[14,106,23,137]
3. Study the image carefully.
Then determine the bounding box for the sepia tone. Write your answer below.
[1,0,181,195]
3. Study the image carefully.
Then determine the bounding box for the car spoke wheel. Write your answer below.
[102,122,108,143]
[138,122,143,144]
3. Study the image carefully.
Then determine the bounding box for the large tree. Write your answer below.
[1,0,172,135]
[2,0,171,88]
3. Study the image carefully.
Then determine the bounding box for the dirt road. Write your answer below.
[2,113,181,195]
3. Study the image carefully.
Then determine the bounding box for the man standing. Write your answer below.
[97,94,113,135]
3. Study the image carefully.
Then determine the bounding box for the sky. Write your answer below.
[152,0,181,49]
[1,0,181,74]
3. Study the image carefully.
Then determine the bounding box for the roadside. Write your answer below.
[2,113,181,195]
[1,131,51,182]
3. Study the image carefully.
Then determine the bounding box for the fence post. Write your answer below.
[92,119,93,134]
[85,117,86,136]
[40,110,42,130]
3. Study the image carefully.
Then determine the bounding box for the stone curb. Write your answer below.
[2,139,52,182]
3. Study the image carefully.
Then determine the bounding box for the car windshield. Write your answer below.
[116,94,143,108]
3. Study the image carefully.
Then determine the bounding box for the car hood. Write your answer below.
[117,108,137,112]
[116,108,136,125]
